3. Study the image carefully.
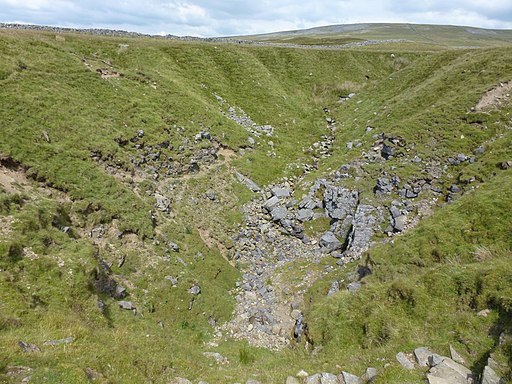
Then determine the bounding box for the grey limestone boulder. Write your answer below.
[320,231,342,252]
[271,206,289,221]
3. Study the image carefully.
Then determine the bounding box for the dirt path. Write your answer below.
[476,81,512,111]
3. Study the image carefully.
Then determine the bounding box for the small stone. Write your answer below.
[203,352,229,365]
[43,336,74,346]
[271,187,291,198]
[297,370,309,378]
[396,352,415,370]
[286,376,300,384]
[347,282,362,293]
[170,378,193,384]
[263,196,280,211]
[118,301,135,310]
[270,206,288,221]
[290,309,302,320]
[477,309,490,318]
[18,341,40,353]
[188,285,201,295]
[363,367,378,382]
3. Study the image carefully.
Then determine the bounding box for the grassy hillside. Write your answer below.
[0,26,511,383]
[240,23,512,49]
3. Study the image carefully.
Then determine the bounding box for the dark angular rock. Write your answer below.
[319,231,342,252]
[381,144,396,159]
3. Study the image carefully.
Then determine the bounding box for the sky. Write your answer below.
[1,0,512,37]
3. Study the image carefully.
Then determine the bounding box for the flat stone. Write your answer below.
[320,373,339,384]
[263,196,280,211]
[428,358,473,384]
[414,346,434,366]
[428,354,445,367]
[341,371,361,384]
[305,374,321,384]
[297,208,314,222]
[393,215,407,232]
[270,206,288,221]
[286,376,300,384]
[271,187,291,198]
[290,309,302,320]
[396,352,415,370]
[235,172,261,192]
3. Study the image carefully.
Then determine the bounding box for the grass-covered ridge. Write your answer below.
[0,26,511,383]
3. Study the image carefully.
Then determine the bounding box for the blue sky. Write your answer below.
[1,0,511,37]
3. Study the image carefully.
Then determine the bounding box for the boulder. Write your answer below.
[393,215,407,232]
[344,204,377,258]
[347,282,362,293]
[319,231,342,252]
[324,186,358,220]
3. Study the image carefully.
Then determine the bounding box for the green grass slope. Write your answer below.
[0,27,511,383]
[240,23,512,49]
